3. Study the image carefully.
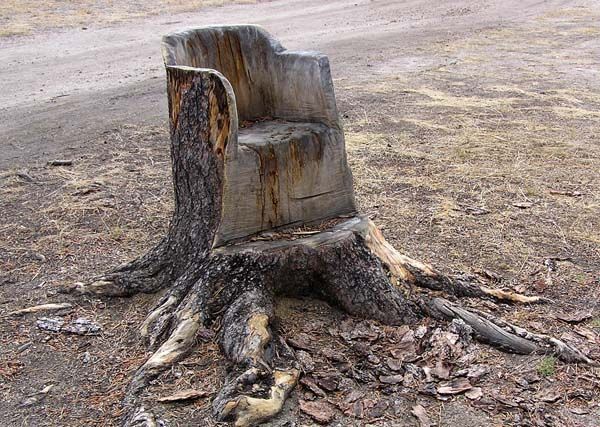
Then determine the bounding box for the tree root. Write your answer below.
[429,297,595,364]
[74,216,594,427]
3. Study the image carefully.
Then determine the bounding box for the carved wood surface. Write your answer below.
[161,25,356,246]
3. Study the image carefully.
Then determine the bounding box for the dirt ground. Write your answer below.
[1,0,599,426]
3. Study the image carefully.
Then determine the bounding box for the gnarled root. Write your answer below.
[429,297,595,364]
[214,288,299,426]
[359,219,551,304]
[79,216,593,427]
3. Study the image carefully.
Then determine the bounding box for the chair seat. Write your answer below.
[238,120,329,148]
[216,119,355,245]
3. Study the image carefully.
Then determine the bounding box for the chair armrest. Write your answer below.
[166,65,239,161]
[269,50,341,127]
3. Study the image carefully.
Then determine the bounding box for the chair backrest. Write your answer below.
[162,25,340,126]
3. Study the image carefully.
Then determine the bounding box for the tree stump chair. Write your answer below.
[76,25,592,427]
[161,24,357,246]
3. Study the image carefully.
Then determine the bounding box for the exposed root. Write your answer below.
[213,288,301,426]
[359,218,549,304]
[79,216,593,427]
[431,297,595,364]
[217,368,300,427]
[128,407,162,427]
[139,295,178,339]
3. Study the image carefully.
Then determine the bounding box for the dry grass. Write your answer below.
[0,0,254,37]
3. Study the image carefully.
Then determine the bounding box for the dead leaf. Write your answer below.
[437,377,472,395]
[411,404,431,427]
[299,399,336,424]
[156,389,208,403]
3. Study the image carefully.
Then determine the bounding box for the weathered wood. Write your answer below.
[162,25,356,245]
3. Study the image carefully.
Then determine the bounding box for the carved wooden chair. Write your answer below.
[162,24,356,246]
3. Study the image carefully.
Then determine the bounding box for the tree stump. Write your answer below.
[73,25,594,427]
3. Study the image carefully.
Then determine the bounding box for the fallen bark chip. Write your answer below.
[47,159,73,166]
[437,377,472,395]
[555,311,593,324]
[574,325,598,342]
[297,350,315,372]
[379,374,404,384]
[432,359,451,379]
[299,399,336,424]
[321,347,347,362]
[287,333,313,351]
[300,377,327,397]
[36,317,64,332]
[36,317,102,335]
[344,400,364,418]
[156,389,209,403]
[465,387,483,400]
[367,399,389,418]
[343,389,365,404]
[411,404,432,427]
[62,318,102,335]
[386,357,403,371]
[316,374,339,392]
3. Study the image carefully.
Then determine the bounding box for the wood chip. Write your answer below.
[156,389,208,403]
[9,303,73,316]
[299,399,336,424]
[437,377,472,395]
[411,404,432,427]
[465,387,483,400]
[512,201,534,209]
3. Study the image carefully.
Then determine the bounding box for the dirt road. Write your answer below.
[0,0,582,169]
